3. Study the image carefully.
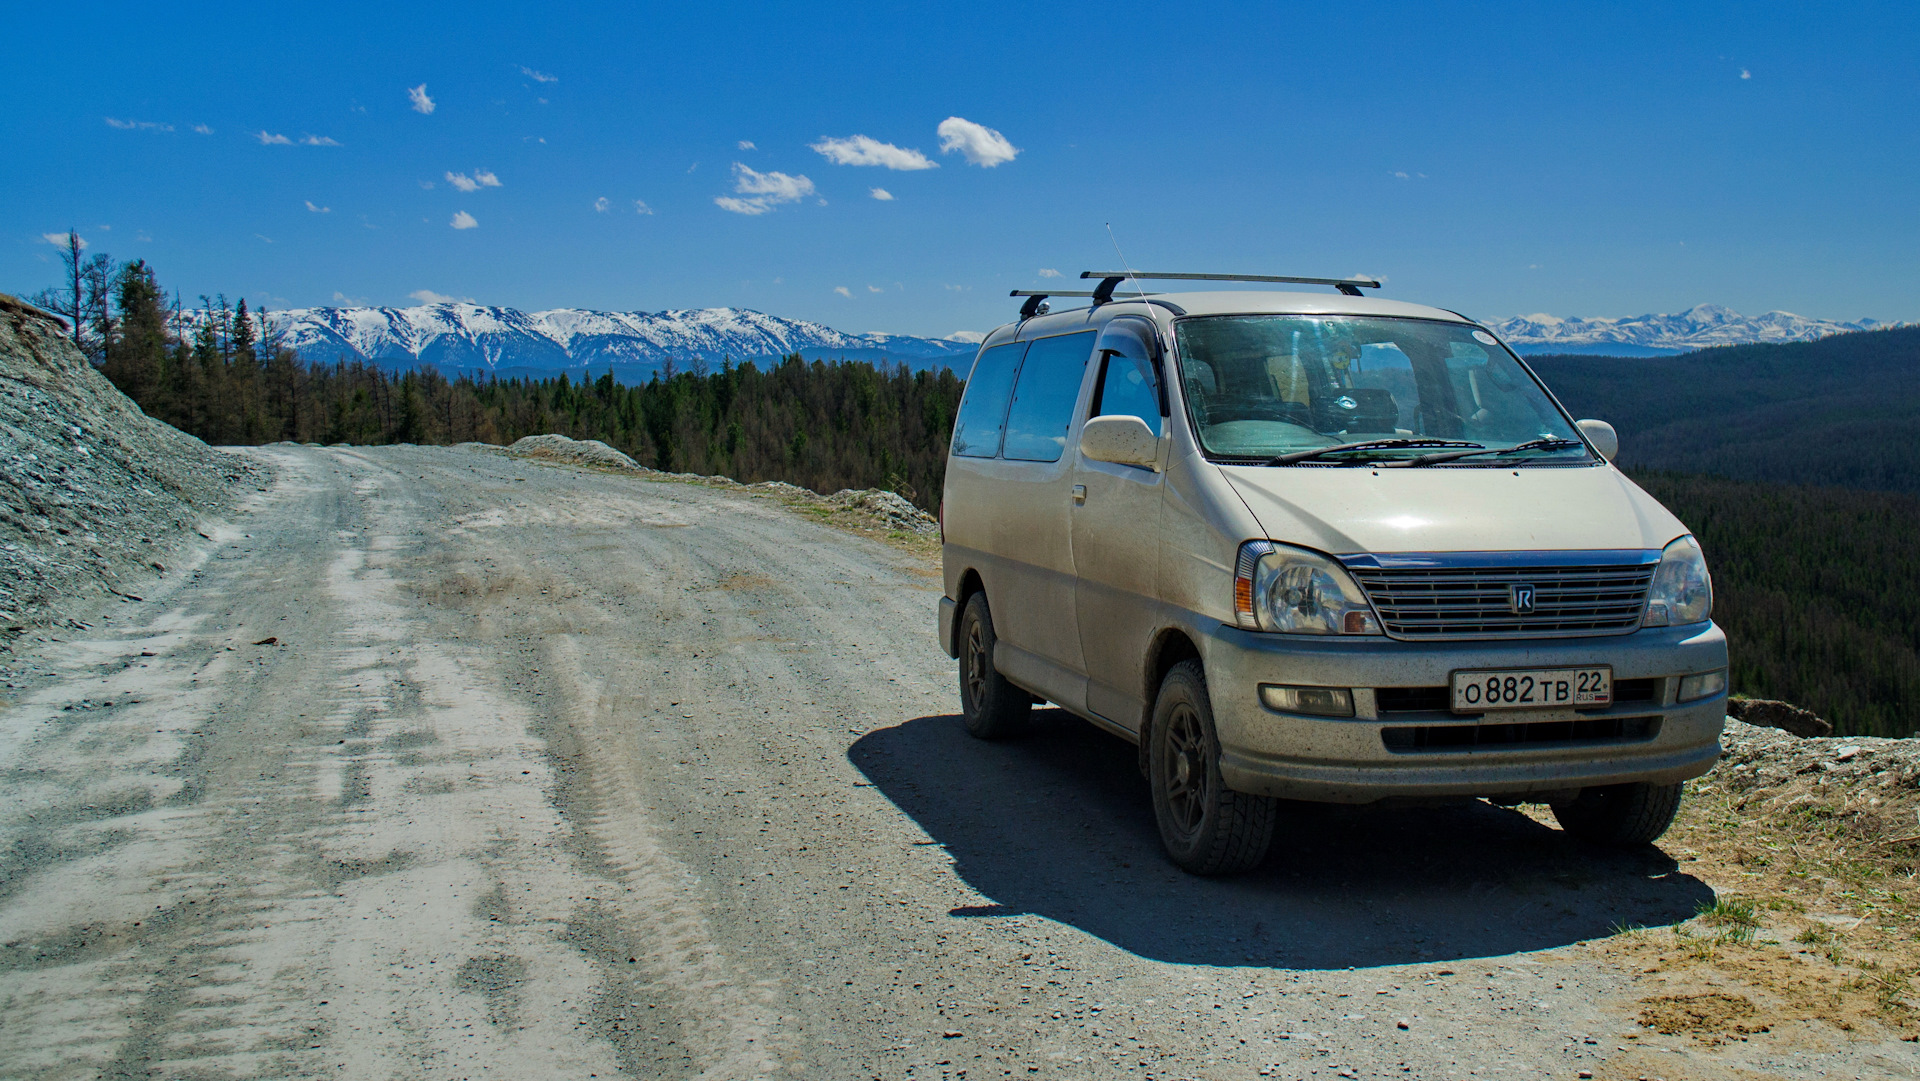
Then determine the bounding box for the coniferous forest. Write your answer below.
[18,250,1918,736]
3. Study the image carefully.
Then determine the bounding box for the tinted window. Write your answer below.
[1002,332,1095,462]
[1092,353,1161,431]
[951,341,1027,458]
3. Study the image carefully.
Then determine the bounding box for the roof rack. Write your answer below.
[1008,288,1149,320]
[1078,270,1382,301]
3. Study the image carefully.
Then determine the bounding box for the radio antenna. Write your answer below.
[1104,223,1143,300]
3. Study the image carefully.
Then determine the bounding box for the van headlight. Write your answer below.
[1641,535,1713,628]
[1234,542,1382,635]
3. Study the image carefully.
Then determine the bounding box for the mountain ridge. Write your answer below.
[1487,303,1888,355]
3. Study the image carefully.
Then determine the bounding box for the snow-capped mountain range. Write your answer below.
[171,303,977,378]
[170,301,1892,376]
[1487,304,1889,356]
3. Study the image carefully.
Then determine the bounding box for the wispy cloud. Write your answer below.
[866,285,884,294]
[834,286,853,298]
[869,187,894,201]
[105,117,174,132]
[409,84,435,114]
[519,66,558,83]
[593,196,610,213]
[450,211,477,230]
[419,179,435,190]
[332,291,369,305]
[255,131,293,145]
[714,163,816,215]
[1740,67,1752,79]
[634,199,653,215]
[937,116,1018,167]
[192,123,213,135]
[1037,268,1062,278]
[810,134,936,170]
[409,289,473,304]
[42,232,85,249]
[254,233,274,243]
[301,134,341,146]
[305,200,331,213]
[737,140,756,150]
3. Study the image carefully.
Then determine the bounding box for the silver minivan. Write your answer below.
[936,272,1727,874]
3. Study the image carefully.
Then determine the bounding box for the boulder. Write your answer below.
[1728,698,1834,738]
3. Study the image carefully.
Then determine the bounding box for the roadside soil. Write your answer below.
[1,444,1913,1081]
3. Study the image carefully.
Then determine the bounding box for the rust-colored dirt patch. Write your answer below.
[1638,992,1768,1041]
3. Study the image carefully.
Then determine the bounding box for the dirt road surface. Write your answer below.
[2,445,1912,1080]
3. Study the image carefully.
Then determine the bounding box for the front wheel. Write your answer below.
[1148,660,1276,874]
[957,593,1030,739]
[1550,782,1683,846]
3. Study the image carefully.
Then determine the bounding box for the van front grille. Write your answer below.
[1348,563,1655,640]
[1381,715,1662,753]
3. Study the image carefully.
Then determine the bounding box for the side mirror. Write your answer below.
[1577,418,1618,461]
[1080,415,1160,470]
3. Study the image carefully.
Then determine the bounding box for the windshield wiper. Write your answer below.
[1389,437,1587,467]
[1265,438,1483,466]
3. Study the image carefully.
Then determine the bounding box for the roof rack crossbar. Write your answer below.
[1009,288,1150,320]
[1079,271,1381,297]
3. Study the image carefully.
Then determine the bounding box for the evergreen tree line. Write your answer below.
[1631,471,1920,738]
[23,245,965,509]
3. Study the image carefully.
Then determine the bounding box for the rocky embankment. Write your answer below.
[502,432,939,536]
[0,294,267,648]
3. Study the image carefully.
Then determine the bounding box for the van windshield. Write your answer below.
[1173,315,1591,464]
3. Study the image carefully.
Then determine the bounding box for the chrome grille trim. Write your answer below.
[1342,551,1658,640]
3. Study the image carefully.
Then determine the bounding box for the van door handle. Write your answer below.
[1071,484,1087,505]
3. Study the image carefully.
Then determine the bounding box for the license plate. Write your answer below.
[1450,667,1611,712]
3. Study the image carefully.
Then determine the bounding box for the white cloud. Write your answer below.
[713,163,816,215]
[834,286,853,298]
[1037,268,1061,278]
[1393,170,1409,179]
[305,200,331,213]
[448,172,479,192]
[301,134,341,146]
[409,84,435,114]
[593,196,610,213]
[944,330,986,343]
[419,179,435,189]
[105,117,173,132]
[737,140,756,150]
[332,291,369,305]
[42,232,84,249]
[810,134,937,170]
[867,285,884,294]
[1740,68,1752,79]
[870,187,894,201]
[192,123,213,135]
[634,199,653,215]
[937,116,1018,167]
[943,284,970,292]
[254,233,274,243]
[409,289,473,304]
[256,131,293,145]
[450,211,477,230]
[474,170,501,187]
[519,66,558,83]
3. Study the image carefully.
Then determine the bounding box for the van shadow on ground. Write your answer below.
[849,709,1713,970]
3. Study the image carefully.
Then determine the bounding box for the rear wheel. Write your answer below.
[957,593,1030,739]
[1148,660,1276,874]
[1550,782,1683,846]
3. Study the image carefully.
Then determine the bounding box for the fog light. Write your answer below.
[1259,684,1354,717]
[1678,669,1728,702]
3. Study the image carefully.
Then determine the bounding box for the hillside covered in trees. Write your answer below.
[1531,325,1920,494]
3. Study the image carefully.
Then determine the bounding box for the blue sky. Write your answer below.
[5,1,1916,338]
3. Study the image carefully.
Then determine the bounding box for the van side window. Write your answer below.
[1091,352,1161,432]
[1001,331,1096,462]
[951,341,1028,458]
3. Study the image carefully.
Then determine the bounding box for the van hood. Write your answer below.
[1219,463,1688,556]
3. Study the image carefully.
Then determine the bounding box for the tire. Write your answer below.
[1550,782,1683,846]
[957,593,1031,740]
[1148,659,1276,874]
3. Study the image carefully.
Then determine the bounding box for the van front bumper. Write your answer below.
[1199,620,1728,804]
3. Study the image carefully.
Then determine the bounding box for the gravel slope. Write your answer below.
[1,445,1914,1081]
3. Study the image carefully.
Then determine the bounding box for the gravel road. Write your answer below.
[0,445,1880,1080]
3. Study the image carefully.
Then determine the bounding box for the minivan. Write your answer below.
[936,272,1726,874]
